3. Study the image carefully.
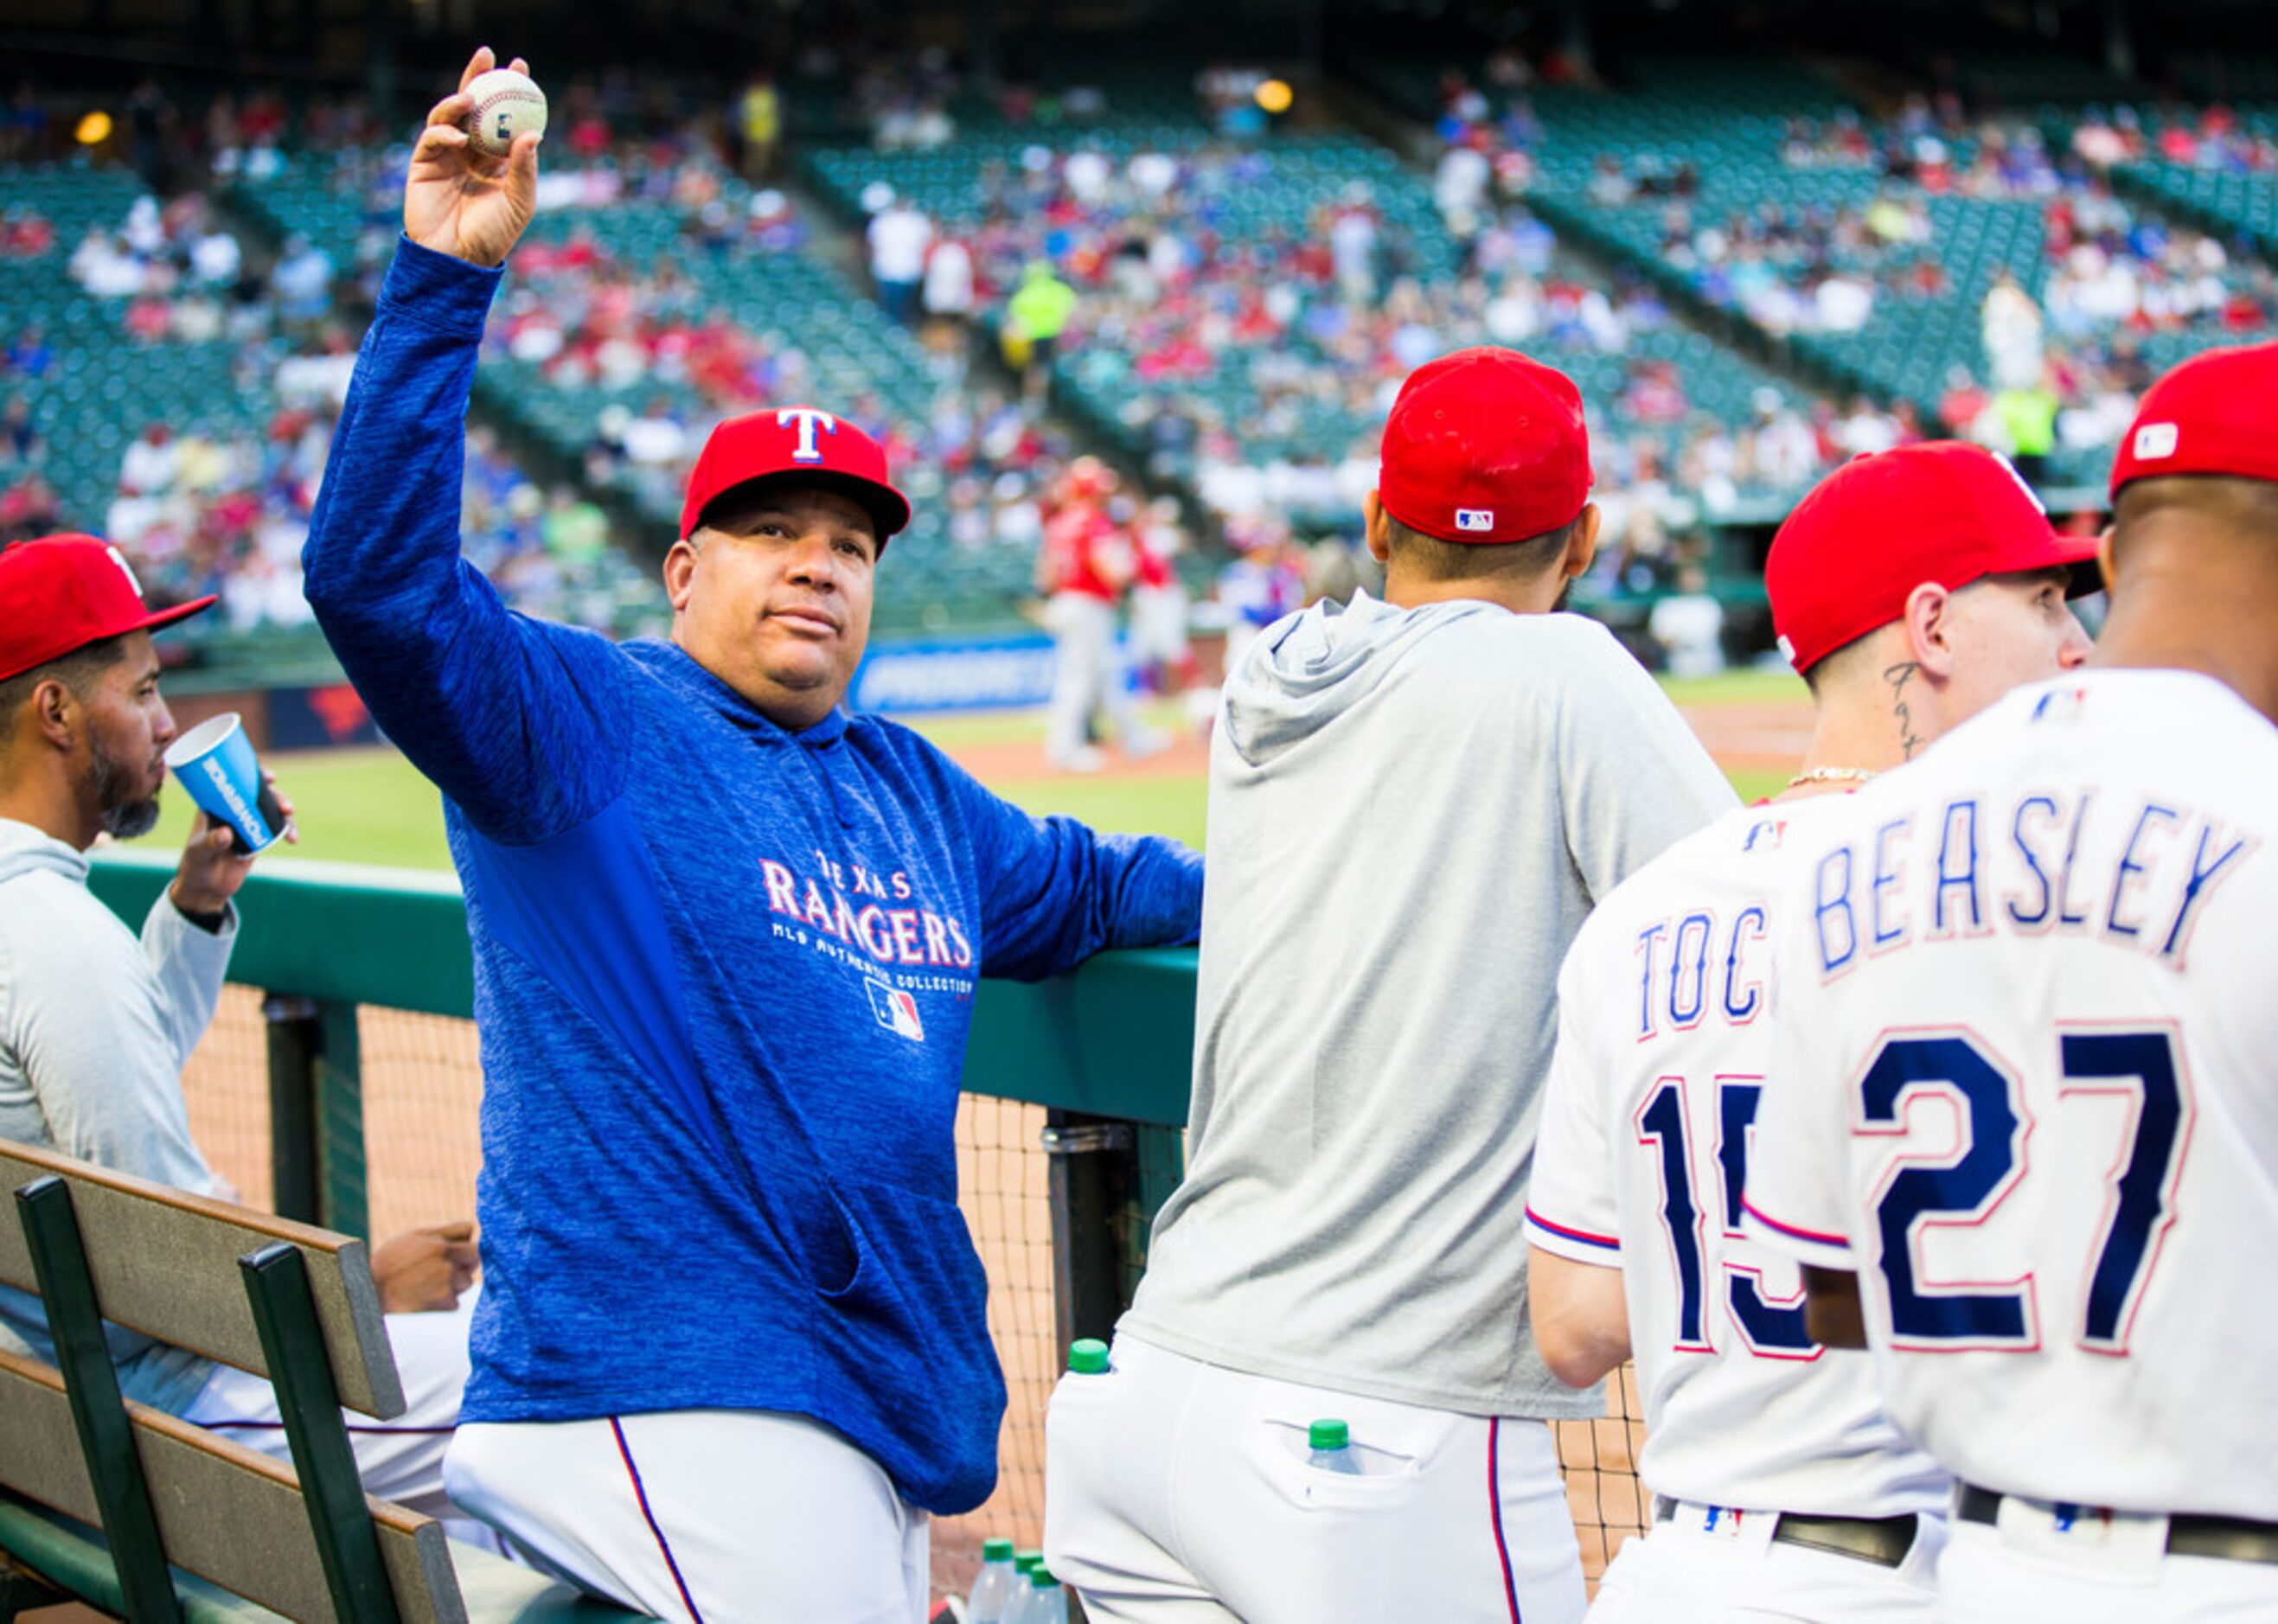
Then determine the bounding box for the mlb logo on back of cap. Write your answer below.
[2133,422,2179,461]
[1455,508,1495,533]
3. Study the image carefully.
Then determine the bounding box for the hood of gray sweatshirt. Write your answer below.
[1219,590,1502,768]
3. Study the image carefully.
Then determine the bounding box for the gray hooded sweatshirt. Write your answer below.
[1122,592,1736,1417]
[0,817,232,1411]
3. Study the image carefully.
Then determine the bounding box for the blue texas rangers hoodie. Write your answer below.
[302,238,1203,1515]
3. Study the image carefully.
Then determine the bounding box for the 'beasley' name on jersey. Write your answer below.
[1807,788,2255,979]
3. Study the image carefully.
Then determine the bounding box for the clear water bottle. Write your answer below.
[1308,1417,1364,1474]
[969,1537,1019,1624]
[1005,1550,1045,1624]
[1026,1565,1069,1624]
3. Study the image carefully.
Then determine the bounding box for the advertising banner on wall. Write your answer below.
[851,634,1060,715]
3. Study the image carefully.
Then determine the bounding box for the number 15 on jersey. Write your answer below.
[1638,1074,1822,1360]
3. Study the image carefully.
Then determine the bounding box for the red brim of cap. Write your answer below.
[0,591,214,685]
[143,594,219,630]
[1980,527,2104,597]
[695,470,912,547]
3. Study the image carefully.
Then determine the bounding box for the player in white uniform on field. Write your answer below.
[1526,442,2096,1620]
[1744,342,2278,1621]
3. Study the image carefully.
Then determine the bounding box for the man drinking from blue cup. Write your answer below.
[0,531,490,1519]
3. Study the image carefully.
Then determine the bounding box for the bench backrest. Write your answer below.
[0,1135,464,1621]
[0,1350,464,1621]
[0,1139,402,1418]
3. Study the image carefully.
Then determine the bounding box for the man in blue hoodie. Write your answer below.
[301,48,1203,1621]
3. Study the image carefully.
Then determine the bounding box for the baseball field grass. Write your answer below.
[143,667,1807,871]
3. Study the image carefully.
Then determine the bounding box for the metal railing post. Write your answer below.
[261,995,367,1237]
[261,995,320,1224]
[1041,1113,1139,1365]
[316,1001,368,1243]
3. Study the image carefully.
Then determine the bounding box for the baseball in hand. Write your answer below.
[464,67,547,157]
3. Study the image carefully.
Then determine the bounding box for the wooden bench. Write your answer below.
[0,1138,640,1621]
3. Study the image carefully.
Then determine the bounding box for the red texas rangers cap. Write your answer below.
[2109,339,2278,499]
[1767,441,2098,675]
[0,534,214,684]
[1378,346,1592,545]
[679,406,912,546]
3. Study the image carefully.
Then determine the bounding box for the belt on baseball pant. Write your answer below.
[1958,1484,2278,1566]
[1654,1498,1921,1568]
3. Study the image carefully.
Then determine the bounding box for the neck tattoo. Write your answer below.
[1883,660,1927,760]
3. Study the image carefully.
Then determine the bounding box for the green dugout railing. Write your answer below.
[86,852,1194,1358]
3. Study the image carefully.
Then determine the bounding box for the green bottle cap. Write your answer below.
[982,1538,1014,1562]
[1068,1338,1110,1374]
[1031,1566,1060,1589]
[1014,1549,1044,1573]
[1309,1418,1350,1450]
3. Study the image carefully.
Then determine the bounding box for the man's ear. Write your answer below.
[2096,522,2118,596]
[1900,579,1958,679]
[1362,489,1392,565]
[1559,503,1602,581]
[29,677,80,751]
[663,536,701,613]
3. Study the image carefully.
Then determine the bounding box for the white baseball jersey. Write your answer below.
[1528,800,1949,1518]
[1746,669,2278,1519]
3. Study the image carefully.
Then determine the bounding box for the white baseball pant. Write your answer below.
[1044,1333,1587,1624]
[443,1408,930,1623]
[1044,592,1138,766]
[183,1289,479,1525]
[1938,1504,2278,1622]
[1587,1500,1943,1621]
[1129,583,1191,671]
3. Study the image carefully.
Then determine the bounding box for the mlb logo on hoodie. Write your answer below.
[867,979,925,1041]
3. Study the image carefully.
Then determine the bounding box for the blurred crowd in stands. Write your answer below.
[74,412,642,639]
[2070,105,2278,172]
[1422,48,2272,489]
[6,46,2275,683]
[0,139,658,636]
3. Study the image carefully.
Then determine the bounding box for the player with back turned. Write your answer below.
[1524,443,2095,1620]
[1046,348,1737,1623]
[1744,345,2278,1621]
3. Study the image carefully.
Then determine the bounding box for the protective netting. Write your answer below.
[1558,1365,1655,1583]
[178,996,1650,1599]
[934,1094,1059,1592]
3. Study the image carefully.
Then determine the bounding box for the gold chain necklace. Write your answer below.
[1786,766,1877,789]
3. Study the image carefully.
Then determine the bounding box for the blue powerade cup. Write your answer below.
[163,712,287,855]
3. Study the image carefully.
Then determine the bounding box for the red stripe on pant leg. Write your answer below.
[1489,1416,1522,1622]
[611,1416,706,1623]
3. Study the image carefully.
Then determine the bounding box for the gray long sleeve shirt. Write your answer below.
[1121,593,1736,1418]
[0,818,230,1411]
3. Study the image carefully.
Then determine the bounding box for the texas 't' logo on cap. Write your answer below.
[777,407,838,464]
